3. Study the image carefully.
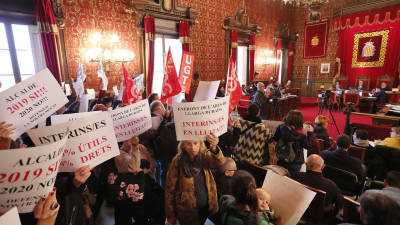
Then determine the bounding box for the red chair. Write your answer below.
[343,93,360,112]
[237,95,251,117]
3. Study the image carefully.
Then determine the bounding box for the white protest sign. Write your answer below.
[65,84,71,96]
[0,69,68,140]
[194,80,220,102]
[27,112,120,172]
[262,171,316,225]
[133,74,144,92]
[78,94,89,112]
[51,111,100,125]
[113,85,119,97]
[0,207,21,225]
[0,134,68,213]
[87,89,95,100]
[110,99,152,142]
[173,96,229,141]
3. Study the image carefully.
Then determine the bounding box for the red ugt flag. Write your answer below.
[161,48,182,102]
[226,55,242,114]
[122,63,140,105]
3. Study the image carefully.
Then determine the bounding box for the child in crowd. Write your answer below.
[256,188,278,225]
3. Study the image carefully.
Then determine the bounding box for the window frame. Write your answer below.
[0,19,23,84]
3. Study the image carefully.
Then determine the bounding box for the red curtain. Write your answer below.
[145,15,155,96]
[35,0,61,85]
[335,6,400,88]
[287,42,293,81]
[231,30,238,64]
[275,40,282,81]
[249,34,255,84]
[179,21,192,101]
[179,21,190,51]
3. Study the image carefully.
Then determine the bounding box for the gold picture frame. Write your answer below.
[352,30,389,68]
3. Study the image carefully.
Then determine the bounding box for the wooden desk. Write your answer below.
[359,97,376,113]
[264,96,298,120]
[352,112,400,126]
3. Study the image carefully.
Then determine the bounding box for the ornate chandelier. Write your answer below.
[276,0,329,11]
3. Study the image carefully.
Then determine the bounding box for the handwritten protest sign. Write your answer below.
[262,171,316,225]
[27,112,120,172]
[0,69,68,140]
[173,96,229,141]
[194,80,220,102]
[0,207,21,225]
[110,99,152,142]
[0,134,68,213]
[51,111,100,125]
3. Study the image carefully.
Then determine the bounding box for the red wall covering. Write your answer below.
[63,0,294,90]
[292,0,369,81]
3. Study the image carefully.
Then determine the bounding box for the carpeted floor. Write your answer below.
[297,98,372,140]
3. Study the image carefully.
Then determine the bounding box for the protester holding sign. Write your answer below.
[165,134,225,225]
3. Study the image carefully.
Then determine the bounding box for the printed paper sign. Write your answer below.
[87,89,95,100]
[51,111,100,125]
[173,96,229,141]
[179,51,195,94]
[0,134,68,213]
[262,171,316,225]
[65,84,71,96]
[27,112,120,172]
[78,94,89,112]
[110,99,152,142]
[0,207,21,225]
[113,85,119,96]
[0,69,68,140]
[133,74,144,92]
[194,80,220,102]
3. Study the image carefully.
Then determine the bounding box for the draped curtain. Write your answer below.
[231,30,238,64]
[179,21,192,101]
[179,21,190,51]
[287,42,293,81]
[35,0,61,85]
[145,15,155,96]
[249,34,255,84]
[334,5,400,88]
[275,40,282,81]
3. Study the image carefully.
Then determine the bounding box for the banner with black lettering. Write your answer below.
[0,134,68,213]
[110,99,152,142]
[27,112,120,172]
[173,96,229,141]
[0,69,68,140]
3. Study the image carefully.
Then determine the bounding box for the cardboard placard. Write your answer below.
[27,112,120,172]
[87,89,95,100]
[173,96,229,141]
[110,99,152,142]
[194,81,220,102]
[262,171,316,225]
[0,207,21,225]
[0,134,68,213]
[0,69,68,140]
[51,111,100,125]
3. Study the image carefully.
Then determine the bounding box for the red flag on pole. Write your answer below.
[226,55,242,114]
[161,48,182,102]
[178,51,195,94]
[122,63,140,105]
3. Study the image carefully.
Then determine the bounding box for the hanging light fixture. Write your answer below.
[274,0,329,11]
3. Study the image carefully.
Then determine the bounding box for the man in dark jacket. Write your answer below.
[292,154,343,212]
[251,82,268,119]
[373,86,388,108]
[321,134,366,182]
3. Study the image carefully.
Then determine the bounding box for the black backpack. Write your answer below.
[275,138,297,163]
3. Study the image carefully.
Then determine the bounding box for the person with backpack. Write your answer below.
[273,110,313,174]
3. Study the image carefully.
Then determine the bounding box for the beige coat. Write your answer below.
[165,147,225,225]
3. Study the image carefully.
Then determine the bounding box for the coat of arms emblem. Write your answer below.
[311,35,319,46]
[362,39,376,58]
